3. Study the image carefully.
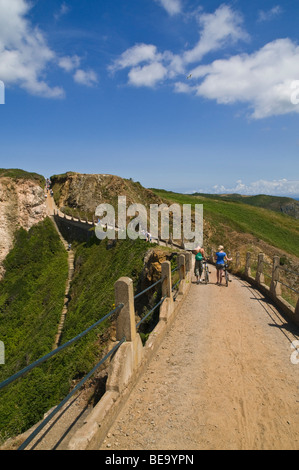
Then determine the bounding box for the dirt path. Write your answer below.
[99,266,299,450]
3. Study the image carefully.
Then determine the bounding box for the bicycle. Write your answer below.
[223,263,230,287]
[202,260,210,284]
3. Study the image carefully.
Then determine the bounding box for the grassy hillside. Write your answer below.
[0,229,151,443]
[151,189,299,258]
[0,218,68,442]
[190,192,299,219]
[0,169,45,187]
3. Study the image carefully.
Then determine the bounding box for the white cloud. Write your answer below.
[109,44,160,72]
[210,179,299,196]
[74,69,98,87]
[0,0,97,98]
[58,55,81,72]
[110,5,249,89]
[110,3,299,120]
[128,62,167,87]
[190,38,299,118]
[54,2,70,21]
[184,4,249,64]
[154,0,182,16]
[257,6,282,23]
[0,0,64,97]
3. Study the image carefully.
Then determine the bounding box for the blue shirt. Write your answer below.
[216,252,226,265]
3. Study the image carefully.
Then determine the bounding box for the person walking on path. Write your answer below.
[194,246,205,284]
[214,245,232,285]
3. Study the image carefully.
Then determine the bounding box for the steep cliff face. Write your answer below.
[0,177,47,278]
[50,172,164,218]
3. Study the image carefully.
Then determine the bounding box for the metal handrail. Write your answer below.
[136,296,167,328]
[0,303,124,392]
[263,272,272,279]
[135,264,178,327]
[277,280,299,295]
[278,266,299,277]
[263,260,273,268]
[134,276,166,300]
[18,337,126,451]
[172,279,181,291]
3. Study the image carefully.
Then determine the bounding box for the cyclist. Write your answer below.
[214,245,232,285]
[194,246,205,284]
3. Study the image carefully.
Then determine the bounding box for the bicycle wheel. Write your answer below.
[225,269,229,287]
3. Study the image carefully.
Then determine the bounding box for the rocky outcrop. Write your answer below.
[0,177,47,278]
[50,173,163,219]
[280,201,299,219]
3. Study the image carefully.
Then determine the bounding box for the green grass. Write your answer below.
[151,189,299,257]
[0,169,45,187]
[0,218,68,442]
[0,231,150,443]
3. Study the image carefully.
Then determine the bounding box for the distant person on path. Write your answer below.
[194,246,205,284]
[214,245,232,285]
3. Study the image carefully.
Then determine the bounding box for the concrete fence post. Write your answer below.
[245,252,251,277]
[256,253,265,285]
[161,261,172,299]
[185,252,192,274]
[114,277,136,342]
[270,256,282,297]
[178,254,186,281]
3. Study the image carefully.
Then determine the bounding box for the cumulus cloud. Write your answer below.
[0,0,97,98]
[154,0,182,16]
[73,69,98,87]
[110,4,249,89]
[128,62,167,87]
[190,38,299,118]
[257,6,282,23]
[183,4,249,64]
[210,179,299,197]
[109,44,160,72]
[58,55,81,72]
[0,0,64,97]
[110,3,299,120]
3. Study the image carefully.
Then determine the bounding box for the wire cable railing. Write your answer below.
[134,273,166,328]
[0,304,124,392]
[0,303,125,450]
[1,256,183,450]
[18,337,126,451]
[235,250,299,308]
[134,276,165,301]
[134,262,179,328]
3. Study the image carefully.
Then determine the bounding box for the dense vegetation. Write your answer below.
[0,218,68,442]
[0,224,150,443]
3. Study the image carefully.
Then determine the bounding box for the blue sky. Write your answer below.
[0,0,299,196]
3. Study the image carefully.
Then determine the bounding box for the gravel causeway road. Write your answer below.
[99,266,299,451]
